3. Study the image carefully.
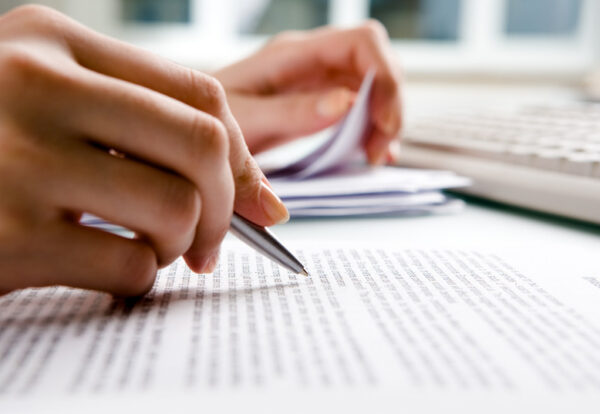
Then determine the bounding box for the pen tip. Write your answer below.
[299,268,309,277]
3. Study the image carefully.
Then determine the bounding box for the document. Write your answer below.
[270,166,468,217]
[263,70,470,218]
[2,242,599,413]
[270,166,470,199]
[268,70,375,179]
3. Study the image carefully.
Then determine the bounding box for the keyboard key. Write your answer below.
[563,153,597,176]
[532,149,568,171]
[400,103,600,223]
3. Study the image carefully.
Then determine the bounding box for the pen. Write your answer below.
[230,213,309,276]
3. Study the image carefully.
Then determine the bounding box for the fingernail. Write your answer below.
[317,89,352,119]
[260,181,289,224]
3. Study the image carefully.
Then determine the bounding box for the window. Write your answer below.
[121,0,191,23]
[504,0,582,36]
[58,0,599,76]
[370,0,461,41]
[238,0,328,35]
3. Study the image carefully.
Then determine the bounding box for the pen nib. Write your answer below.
[299,268,309,277]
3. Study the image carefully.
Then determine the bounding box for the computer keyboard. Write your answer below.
[399,103,600,224]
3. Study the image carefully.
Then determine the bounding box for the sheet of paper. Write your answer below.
[2,242,600,413]
[285,199,464,218]
[269,165,470,199]
[268,69,375,179]
[262,70,470,218]
[282,191,445,209]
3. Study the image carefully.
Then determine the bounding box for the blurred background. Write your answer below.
[0,0,598,82]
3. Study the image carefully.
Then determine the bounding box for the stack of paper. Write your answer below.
[270,165,468,217]
[262,70,470,218]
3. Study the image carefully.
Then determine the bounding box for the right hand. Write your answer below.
[0,6,289,296]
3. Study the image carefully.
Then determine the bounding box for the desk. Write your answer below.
[4,80,600,414]
[269,78,596,276]
[271,195,600,292]
[277,197,600,252]
[4,199,598,413]
[271,77,597,249]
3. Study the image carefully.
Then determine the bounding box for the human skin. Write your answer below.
[0,7,403,298]
[0,5,289,296]
[214,21,403,163]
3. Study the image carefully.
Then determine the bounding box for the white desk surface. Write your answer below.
[265,197,600,302]
[275,199,600,253]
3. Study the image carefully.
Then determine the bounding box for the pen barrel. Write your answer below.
[229,214,305,275]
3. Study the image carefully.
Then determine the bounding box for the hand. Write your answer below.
[0,6,288,296]
[214,21,403,164]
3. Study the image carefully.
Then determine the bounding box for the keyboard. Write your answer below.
[399,103,600,224]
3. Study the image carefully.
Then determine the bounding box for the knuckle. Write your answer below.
[0,47,72,102]
[118,244,157,296]
[7,4,55,20]
[361,19,388,41]
[0,128,45,185]
[203,75,227,101]
[269,30,301,47]
[191,72,227,114]
[0,48,40,82]
[4,4,67,32]
[190,114,229,161]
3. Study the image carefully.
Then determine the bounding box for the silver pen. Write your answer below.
[230,213,309,276]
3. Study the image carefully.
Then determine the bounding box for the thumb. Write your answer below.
[225,117,290,227]
[229,87,355,153]
[233,154,290,227]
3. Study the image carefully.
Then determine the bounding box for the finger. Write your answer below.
[307,23,403,163]
[388,138,402,164]
[65,26,289,229]
[366,131,403,166]
[367,51,403,163]
[35,138,201,267]
[365,129,390,166]
[228,87,355,153]
[6,221,157,297]
[233,23,403,162]
[43,67,235,273]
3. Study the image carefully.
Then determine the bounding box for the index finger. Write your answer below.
[63,19,287,227]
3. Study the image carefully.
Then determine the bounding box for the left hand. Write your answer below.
[214,21,402,164]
